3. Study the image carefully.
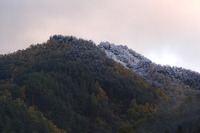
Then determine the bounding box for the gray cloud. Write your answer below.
[0,0,200,72]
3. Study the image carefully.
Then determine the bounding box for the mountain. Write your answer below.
[99,42,200,97]
[0,35,199,133]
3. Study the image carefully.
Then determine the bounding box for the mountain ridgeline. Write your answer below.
[99,42,200,98]
[99,42,200,90]
[0,35,200,133]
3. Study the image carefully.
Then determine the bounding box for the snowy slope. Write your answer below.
[98,42,151,76]
[98,42,200,99]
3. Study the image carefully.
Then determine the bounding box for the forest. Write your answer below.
[0,35,200,133]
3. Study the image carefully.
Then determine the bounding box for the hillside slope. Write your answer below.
[0,35,165,133]
[99,41,200,132]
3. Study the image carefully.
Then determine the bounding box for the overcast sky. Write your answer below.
[0,0,200,72]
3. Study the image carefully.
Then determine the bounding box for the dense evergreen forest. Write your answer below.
[0,35,200,133]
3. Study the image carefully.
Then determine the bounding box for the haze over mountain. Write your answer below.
[0,35,200,133]
[1,0,200,72]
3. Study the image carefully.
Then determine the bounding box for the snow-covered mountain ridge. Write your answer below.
[98,42,200,98]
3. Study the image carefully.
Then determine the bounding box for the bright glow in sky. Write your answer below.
[148,52,180,67]
[0,0,200,72]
